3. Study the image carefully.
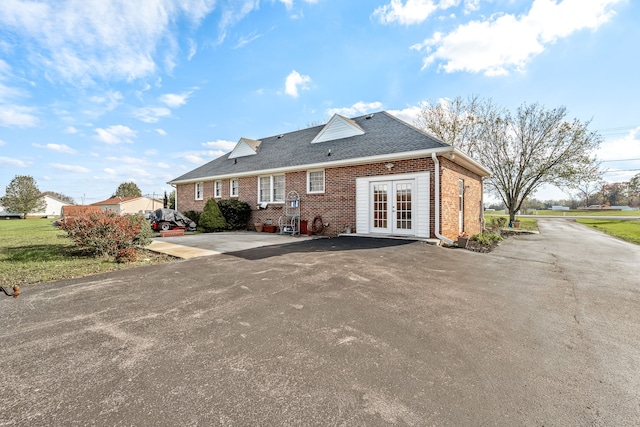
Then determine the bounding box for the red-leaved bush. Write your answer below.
[59,211,152,262]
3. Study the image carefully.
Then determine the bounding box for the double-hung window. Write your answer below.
[195,182,204,200]
[258,174,285,203]
[230,179,239,197]
[307,169,325,194]
[214,181,222,198]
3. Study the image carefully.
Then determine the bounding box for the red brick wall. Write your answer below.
[438,157,483,239]
[176,156,483,240]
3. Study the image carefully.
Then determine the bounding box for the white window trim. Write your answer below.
[230,179,239,197]
[258,174,285,204]
[195,182,204,200]
[214,181,222,198]
[307,169,325,194]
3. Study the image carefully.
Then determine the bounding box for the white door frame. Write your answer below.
[356,172,430,238]
[369,180,415,235]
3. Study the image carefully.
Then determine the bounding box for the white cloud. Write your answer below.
[202,139,237,151]
[94,125,137,144]
[105,156,146,165]
[0,105,38,127]
[217,0,261,45]
[185,154,205,164]
[64,126,78,134]
[155,129,168,136]
[158,92,192,108]
[145,149,159,156]
[0,0,216,85]
[387,105,423,125]
[232,32,263,49]
[32,143,77,154]
[372,0,446,25]
[104,168,117,175]
[133,107,171,123]
[597,127,640,161]
[50,163,91,173]
[284,70,312,98]
[327,101,383,117]
[157,162,171,169]
[411,0,622,76]
[0,156,29,167]
[0,139,5,146]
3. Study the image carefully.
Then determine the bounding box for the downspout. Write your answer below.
[432,153,454,245]
[171,184,177,212]
[480,177,486,230]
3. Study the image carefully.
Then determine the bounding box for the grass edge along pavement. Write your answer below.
[576,219,640,245]
[0,218,175,288]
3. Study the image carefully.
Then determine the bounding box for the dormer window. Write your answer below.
[229,138,262,159]
[311,114,365,143]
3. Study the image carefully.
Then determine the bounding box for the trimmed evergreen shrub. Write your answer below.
[217,199,252,230]
[198,198,228,232]
[182,210,201,225]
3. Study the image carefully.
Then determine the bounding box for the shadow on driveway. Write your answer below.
[226,236,416,260]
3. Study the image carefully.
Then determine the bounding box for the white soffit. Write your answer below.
[229,138,261,159]
[311,114,365,143]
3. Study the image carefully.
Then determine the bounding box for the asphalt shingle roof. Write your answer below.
[170,111,449,183]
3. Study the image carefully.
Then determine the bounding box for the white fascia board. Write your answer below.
[168,146,456,185]
[447,149,492,177]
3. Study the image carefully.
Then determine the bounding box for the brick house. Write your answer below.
[168,111,490,242]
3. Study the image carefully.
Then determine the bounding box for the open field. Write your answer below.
[488,209,640,217]
[576,219,640,245]
[0,218,174,287]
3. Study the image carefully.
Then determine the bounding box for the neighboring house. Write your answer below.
[168,111,491,242]
[0,205,21,219]
[92,196,163,215]
[30,195,71,217]
[0,195,70,218]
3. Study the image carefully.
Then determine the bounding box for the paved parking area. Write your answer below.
[1,221,639,425]
[148,231,312,258]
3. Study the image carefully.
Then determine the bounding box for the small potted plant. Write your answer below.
[254,221,264,232]
[512,218,521,228]
[457,233,469,248]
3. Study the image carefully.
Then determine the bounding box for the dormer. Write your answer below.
[311,114,365,143]
[228,138,262,159]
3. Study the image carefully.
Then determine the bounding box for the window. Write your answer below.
[214,181,222,198]
[195,182,203,200]
[230,179,239,197]
[307,169,325,193]
[258,174,285,203]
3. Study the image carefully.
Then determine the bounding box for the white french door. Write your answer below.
[370,180,414,235]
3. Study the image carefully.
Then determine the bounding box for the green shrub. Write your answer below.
[182,210,201,225]
[198,198,228,232]
[59,212,151,262]
[488,216,508,229]
[217,199,252,230]
[471,231,504,245]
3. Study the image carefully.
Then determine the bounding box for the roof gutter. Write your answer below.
[168,146,458,185]
[432,152,454,245]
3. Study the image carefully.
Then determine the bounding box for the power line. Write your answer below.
[600,158,640,163]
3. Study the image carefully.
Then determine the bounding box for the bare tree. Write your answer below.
[416,97,602,222]
[559,163,603,208]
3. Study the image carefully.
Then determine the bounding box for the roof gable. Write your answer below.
[229,138,262,159]
[311,114,365,143]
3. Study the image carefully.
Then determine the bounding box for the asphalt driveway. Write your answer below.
[1,220,639,425]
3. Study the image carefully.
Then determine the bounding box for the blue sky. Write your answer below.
[1,0,638,204]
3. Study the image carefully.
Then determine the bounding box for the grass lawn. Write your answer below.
[0,218,174,288]
[576,219,640,245]
[519,210,640,217]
